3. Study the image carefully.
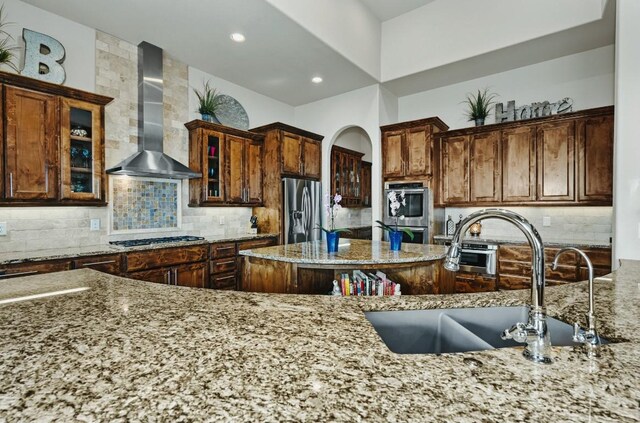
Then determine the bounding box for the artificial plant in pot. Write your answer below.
[193,80,223,123]
[463,88,497,126]
[317,193,350,253]
[0,5,18,72]
[376,190,414,251]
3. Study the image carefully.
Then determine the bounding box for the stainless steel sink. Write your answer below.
[365,306,608,354]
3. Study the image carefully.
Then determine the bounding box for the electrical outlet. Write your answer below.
[219,216,225,225]
[543,216,551,227]
[0,222,6,236]
[90,219,100,231]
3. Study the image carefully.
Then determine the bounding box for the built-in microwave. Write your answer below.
[383,182,431,228]
[459,242,498,275]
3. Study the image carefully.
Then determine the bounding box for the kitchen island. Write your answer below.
[0,263,638,421]
[239,239,450,294]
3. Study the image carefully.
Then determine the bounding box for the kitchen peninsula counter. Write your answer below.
[239,239,450,294]
[0,263,638,422]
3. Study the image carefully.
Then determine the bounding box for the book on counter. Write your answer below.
[336,270,399,296]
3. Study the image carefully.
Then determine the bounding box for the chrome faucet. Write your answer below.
[552,247,601,353]
[444,208,553,364]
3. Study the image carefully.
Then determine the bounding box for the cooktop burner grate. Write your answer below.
[109,236,205,248]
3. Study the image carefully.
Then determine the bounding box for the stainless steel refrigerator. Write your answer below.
[283,178,322,244]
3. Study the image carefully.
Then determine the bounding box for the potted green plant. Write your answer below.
[0,5,18,72]
[193,80,223,123]
[463,88,497,126]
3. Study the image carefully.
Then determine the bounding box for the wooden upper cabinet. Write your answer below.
[536,120,575,201]
[470,131,501,203]
[381,117,448,181]
[0,71,112,206]
[282,133,303,175]
[441,135,470,204]
[280,133,321,179]
[186,120,264,206]
[382,130,404,178]
[4,86,59,201]
[250,123,323,182]
[406,126,432,176]
[361,161,372,207]
[188,128,225,205]
[433,106,612,207]
[577,114,613,203]
[330,145,365,207]
[245,139,263,203]
[226,135,263,205]
[302,138,321,179]
[60,98,105,201]
[501,126,536,202]
[226,135,245,203]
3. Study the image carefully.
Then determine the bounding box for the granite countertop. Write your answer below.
[0,262,638,421]
[239,239,448,265]
[433,234,612,249]
[0,233,279,266]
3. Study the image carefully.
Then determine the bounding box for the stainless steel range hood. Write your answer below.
[107,42,201,179]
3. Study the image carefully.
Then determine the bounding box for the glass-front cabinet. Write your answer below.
[330,145,369,207]
[205,131,224,202]
[60,98,105,201]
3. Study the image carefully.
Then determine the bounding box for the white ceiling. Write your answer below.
[21,0,377,106]
[360,0,436,21]
[21,0,615,106]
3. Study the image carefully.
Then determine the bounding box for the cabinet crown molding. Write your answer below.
[250,122,324,141]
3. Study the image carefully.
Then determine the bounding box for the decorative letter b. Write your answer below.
[21,28,66,84]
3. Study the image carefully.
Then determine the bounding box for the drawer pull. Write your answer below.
[216,246,235,251]
[0,270,39,279]
[216,275,235,281]
[217,260,236,266]
[81,260,116,267]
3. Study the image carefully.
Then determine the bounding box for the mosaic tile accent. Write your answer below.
[112,178,179,231]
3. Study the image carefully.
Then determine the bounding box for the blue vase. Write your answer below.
[389,231,403,251]
[326,231,340,253]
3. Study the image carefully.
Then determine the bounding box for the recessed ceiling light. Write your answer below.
[311,76,323,84]
[230,33,246,43]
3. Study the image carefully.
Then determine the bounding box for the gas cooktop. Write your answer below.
[109,236,205,248]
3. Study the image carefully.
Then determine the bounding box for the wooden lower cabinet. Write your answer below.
[125,245,208,288]
[346,227,373,240]
[72,254,122,275]
[0,259,72,280]
[454,272,497,293]
[211,236,279,290]
[174,262,207,288]
[127,262,207,288]
[497,244,612,290]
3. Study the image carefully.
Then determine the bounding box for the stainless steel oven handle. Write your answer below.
[460,250,496,255]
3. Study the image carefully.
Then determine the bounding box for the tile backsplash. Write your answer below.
[111,177,179,232]
[444,206,613,243]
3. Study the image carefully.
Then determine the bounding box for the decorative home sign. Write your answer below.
[495,97,573,123]
[20,28,66,84]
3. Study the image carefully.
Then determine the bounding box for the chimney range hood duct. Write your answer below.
[106,42,201,179]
